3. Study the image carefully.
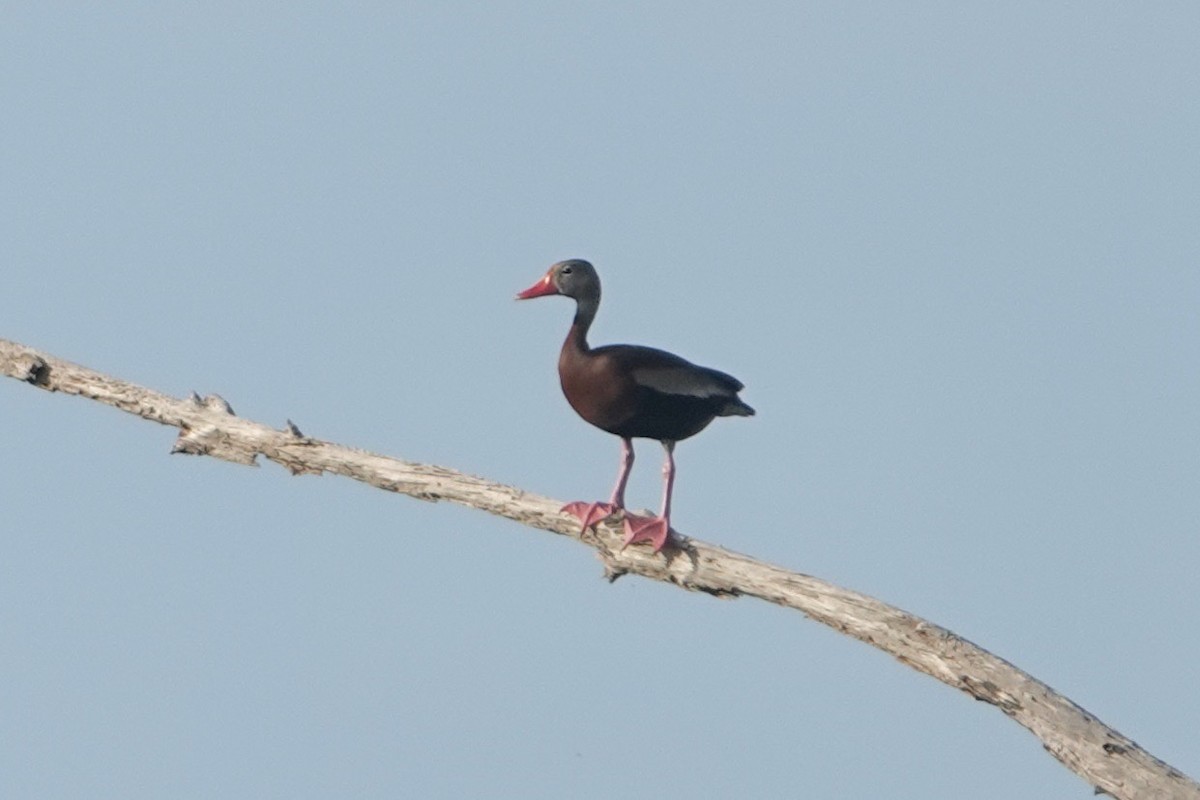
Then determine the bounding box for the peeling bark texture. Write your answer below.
[2,336,1196,800]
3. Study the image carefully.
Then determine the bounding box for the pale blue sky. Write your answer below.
[3,4,1198,798]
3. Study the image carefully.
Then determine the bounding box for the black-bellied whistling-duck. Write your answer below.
[517,259,754,552]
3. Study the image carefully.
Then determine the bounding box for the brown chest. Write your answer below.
[557,349,637,433]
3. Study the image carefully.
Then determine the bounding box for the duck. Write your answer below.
[517,259,754,551]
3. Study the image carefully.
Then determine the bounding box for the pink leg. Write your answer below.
[622,441,675,552]
[562,437,634,532]
[609,437,634,508]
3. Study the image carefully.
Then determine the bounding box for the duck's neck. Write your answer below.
[565,294,599,354]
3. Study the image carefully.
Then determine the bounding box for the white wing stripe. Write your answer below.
[631,366,730,399]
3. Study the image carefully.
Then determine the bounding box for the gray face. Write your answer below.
[550,259,600,299]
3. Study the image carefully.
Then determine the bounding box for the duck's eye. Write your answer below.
[560,265,573,275]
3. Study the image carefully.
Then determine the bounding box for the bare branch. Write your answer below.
[2,336,1195,800]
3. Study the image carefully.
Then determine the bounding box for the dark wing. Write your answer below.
[594,344,753,415]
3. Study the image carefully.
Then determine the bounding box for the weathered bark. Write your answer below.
[2,336,1195,800]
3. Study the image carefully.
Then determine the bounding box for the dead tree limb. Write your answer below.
[2,336,1195,800]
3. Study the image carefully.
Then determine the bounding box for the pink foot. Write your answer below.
[561,501,621,533]
[621,513,673,553]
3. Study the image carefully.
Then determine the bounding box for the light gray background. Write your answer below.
[3,4,1197,798]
